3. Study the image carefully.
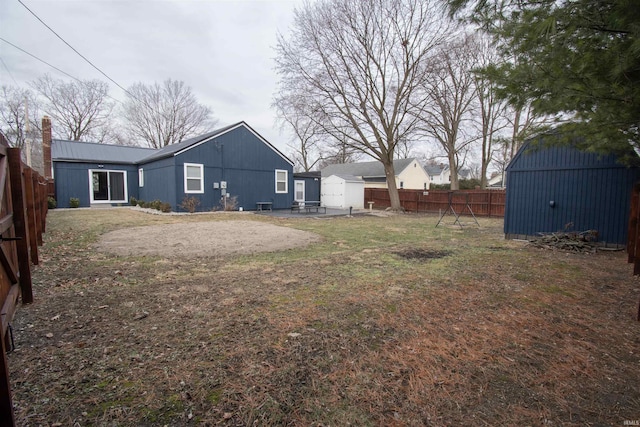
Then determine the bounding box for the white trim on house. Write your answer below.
[184,163,204,194]
[275,169,288,193]
[88,169,128,204]
[173,122,295,166]
[138,168,144,187]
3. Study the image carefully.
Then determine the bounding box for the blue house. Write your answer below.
[504,135,640,246]
[293,171,321,203]
[49,122,294,211]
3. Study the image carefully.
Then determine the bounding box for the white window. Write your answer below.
[275,169,288,193]
[138,168,144,187]
[184,163,204,194]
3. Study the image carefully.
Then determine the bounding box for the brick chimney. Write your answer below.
[42,116,52,179]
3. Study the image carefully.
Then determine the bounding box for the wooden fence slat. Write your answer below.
[23,169,38,265]
[364,188,506,217]
[628,183,640,263]
[7,149,32,305]
[0,322,15,427]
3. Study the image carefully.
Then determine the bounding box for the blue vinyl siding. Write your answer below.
[294,176,321,202]
[53,162,138,208]
[138,157,176,209]
[52,123,294,212]
[505,139,640,245]
[171,125,293,211]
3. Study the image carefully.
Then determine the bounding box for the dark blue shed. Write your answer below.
[50,122,294,211]
[504,136,640,246]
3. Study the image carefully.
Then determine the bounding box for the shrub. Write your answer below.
[149,200,163,211]
[224,195,238,211]
[69,197,80,208]
[160,202,172,213]
[179,196,201,213]
[47,196,57,209]
[130,196,137,206]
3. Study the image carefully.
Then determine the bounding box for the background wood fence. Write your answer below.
[364,188,506,217]
[0,132,49,425]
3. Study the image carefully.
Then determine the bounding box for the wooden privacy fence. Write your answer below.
[364,188,506,217]
[0,133,49,426]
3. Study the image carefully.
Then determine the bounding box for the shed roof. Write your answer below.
[321,158,416,178]
[51,139,155,164]
[324,174,364,182]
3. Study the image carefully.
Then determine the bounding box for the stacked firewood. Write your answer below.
[528,230,599,253]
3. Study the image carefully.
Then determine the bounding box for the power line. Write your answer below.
[0,37,85,84]
[17,0,134,98]
[0,37,123,105]
[0,56,20,86]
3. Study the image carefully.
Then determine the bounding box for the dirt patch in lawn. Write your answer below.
[95,220,322,257]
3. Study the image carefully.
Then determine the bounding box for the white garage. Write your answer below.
[321,174,365,209]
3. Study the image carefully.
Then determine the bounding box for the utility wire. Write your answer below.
[0,56,20,86]
[0,37,85,84]
[17,0,134,99]
[0,37,123,104]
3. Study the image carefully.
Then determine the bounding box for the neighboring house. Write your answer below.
[49,122,294,211]
[321,158,430,190]
[424,163,471,186]
[487,172,506,188]
[504,134,640,246]
[293,171,321,203]
[321,174,365,209]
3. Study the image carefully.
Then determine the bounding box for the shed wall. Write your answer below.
[505,142,640,245]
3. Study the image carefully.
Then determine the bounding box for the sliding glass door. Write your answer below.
[90,170,127,203]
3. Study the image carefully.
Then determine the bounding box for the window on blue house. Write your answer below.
[184,163,204,194]
[275,169,288,193]
[138,168,144,187]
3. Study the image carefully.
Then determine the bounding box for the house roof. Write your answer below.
[321,158,417,178]
[52,122,293,166]
[51,139,155,164]
[424,164,447,175]
[293,171,321,179]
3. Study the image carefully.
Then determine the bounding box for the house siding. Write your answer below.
[53,162,138,208]
[504,140,640,245]
[138,156,176,208]
[294,175,321,202]
[397,160,430,190]
[171,126,293,211]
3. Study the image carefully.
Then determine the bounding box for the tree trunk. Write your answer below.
[383,161,403,211]
[448,152,460,191]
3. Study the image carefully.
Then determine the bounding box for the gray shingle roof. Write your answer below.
[52,139,155,164]
[321,158,416,177]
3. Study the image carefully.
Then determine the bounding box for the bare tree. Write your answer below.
[122,79,216,148]
[32,75,115,142]
[0,85,45,171]
[419,33,478,190]
[275,0,450,210]
[0,86,41,148]
[274,96,324,172]
[471,37,509,189]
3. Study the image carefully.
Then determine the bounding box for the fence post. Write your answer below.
[8,149,32,305]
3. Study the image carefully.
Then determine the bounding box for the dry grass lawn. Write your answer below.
[7,208,640,426]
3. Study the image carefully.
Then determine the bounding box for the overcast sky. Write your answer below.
[0,0,304,152]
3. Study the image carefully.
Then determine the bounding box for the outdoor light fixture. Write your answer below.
[549,200,556,208]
